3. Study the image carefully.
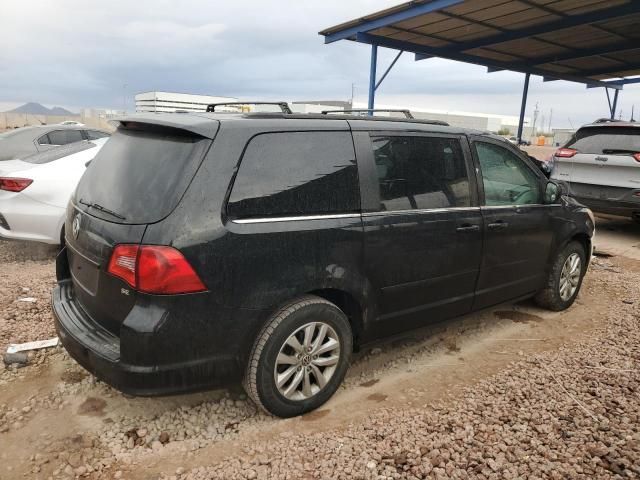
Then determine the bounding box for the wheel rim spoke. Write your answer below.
[303,324,315,351]
[313,354,339,367]
[285,335,304,354]
[311,324,328,352]
[283,369,304,397]
[302,369,312,397]
[310,364,326,389]
[277,353,298,365]
[276,365,297,388]
[315,337,339,356]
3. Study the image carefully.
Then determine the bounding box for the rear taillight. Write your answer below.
[107,244,206,294]
[554,148,577,158]
[633,153,640,163]
[107,245,138,288]
[0,177,33,192]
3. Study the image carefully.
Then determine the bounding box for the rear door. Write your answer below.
[356,130,482,337]
[65,122,215,335]
[471,137,554,309]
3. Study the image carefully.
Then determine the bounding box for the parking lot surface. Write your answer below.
[0,216,638,479]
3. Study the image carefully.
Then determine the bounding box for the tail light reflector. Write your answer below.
[0,177,33,192]
[554,148,577,158]
[633,153,640,163]
[107,245,206,294]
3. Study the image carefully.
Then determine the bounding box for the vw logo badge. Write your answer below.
[72,214,81,239]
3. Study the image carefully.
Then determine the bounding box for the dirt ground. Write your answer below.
[0,215,638,479]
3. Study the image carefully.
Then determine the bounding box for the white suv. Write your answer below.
[550,120,640,223]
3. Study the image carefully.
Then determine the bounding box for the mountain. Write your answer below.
[6,102,76,116]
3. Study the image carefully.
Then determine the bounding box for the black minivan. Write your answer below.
[53,111,594,417]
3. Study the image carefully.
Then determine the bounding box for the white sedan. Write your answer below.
[0,138,107,245]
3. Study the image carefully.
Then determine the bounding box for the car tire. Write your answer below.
[244,295,352,418]
[535,241,586,311]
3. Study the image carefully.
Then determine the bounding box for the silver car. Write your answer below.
[0,125,109,161]
[551,120,640,223]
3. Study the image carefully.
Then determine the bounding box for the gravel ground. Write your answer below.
[162,260,640,480]
[0,227,639,480]
[0,240,57,358]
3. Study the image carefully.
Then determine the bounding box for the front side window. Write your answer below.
[371,135,471,211]
[474,142,541,206]
[227,131,359,218]
[47,129,84,145]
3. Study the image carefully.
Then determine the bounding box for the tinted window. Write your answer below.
[48,129,84,145]
[37,134,51,145]
[75,126,210,224]
[371,135,470,211]
[475,142,541,206]
[566,127,640,154]
[86,130,109,140]
[227,131,359,218]
[23,140,95,164]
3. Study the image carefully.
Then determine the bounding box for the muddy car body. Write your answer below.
[53,112,594,417]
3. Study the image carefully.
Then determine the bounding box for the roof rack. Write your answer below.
[206,102,292,114]
[592,117,626,124]
[321,108,414,119]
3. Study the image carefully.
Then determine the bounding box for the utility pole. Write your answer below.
[631,105,635,122]
[531,102,539,137]
[350,83,355,108]
[548,108,553,133]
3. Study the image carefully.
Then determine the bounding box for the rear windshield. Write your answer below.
[74,125,211,224]
[566,127,640,154]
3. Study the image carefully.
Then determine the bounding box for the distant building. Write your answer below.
[552,128,576,147]
[135,92,238,113]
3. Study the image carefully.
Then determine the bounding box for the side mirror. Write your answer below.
[544,181,561,204]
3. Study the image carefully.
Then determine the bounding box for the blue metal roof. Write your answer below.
[319,0,640,89]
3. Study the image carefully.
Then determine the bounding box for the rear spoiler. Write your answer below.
[111,113,219,139]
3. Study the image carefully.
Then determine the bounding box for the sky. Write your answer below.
[1,0,639,128]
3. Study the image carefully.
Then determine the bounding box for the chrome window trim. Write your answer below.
[231,213,361,224]
[481,204,562,209]
[363,206,480,217]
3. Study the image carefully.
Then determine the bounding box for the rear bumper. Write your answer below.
[562,182,640,218]
[53,280,241,396]
[0,192,64,244]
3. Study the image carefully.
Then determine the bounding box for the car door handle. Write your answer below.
[456,224,480,233]
[488,221,509,230]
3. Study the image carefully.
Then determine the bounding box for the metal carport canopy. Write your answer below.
[319,0,640,141]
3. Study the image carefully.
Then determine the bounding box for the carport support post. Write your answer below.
[517,73,530,144]
[611,89,619,119]
[367,44,378,115]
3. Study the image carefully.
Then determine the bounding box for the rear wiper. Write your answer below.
[79,199,126,220]
[601,148,637,155]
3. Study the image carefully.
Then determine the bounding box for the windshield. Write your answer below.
[74,125,211,224]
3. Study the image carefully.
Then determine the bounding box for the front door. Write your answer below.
[471,138,555,309]
[357,131,483,338]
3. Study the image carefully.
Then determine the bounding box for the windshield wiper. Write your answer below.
[79,199,126,220]
[602,148,638,155]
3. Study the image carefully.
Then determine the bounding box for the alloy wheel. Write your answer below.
[559,252,581,301]
[274,322,341,401]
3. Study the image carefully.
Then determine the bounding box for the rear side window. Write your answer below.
[37,134,51,145]
[566,127,640,154]
[23,140,95,164]
[86,130,109,140]
[48,129,84,145]
[371,135,471,211]
[74,126,211,224]
[227,131,359,218]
